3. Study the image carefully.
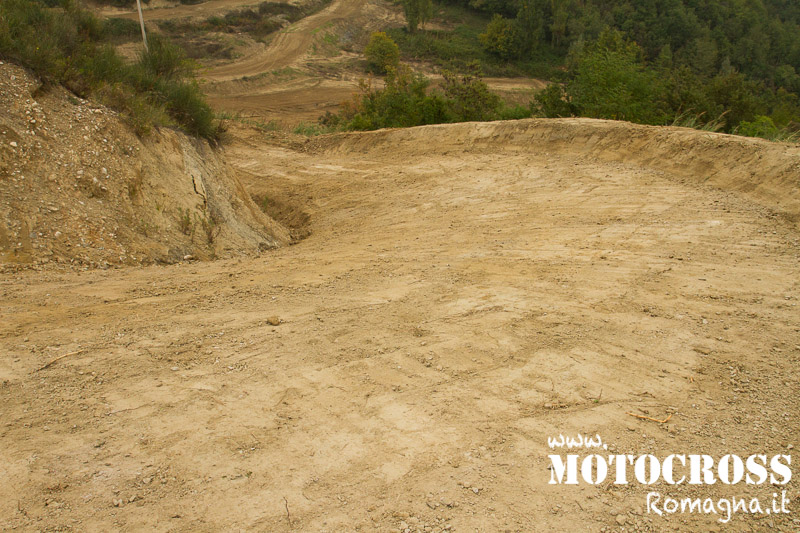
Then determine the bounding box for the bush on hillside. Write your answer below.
[479,14,518,60]
[324,63,512,131]
[441,64,501,121]
[365,32,400,74]
[566,29,665,125]
[531,83,574,118]
[0,0,220,140]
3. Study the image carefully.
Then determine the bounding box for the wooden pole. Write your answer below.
[136,0,148,52]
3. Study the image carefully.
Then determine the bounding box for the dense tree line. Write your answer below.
[402,0,800,134]
[445,0,800,88]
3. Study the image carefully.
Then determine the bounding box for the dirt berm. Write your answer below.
[310,118,800,227]
[0,63,289,270]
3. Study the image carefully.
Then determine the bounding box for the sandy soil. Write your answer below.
[2,119,800,532]
[202,0,383,82]
[2,0,800,530]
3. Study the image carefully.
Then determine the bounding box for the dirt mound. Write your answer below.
[310,117,800,226]
[0,62,290,270]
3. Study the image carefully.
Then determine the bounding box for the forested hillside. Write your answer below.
[471,0,800,86]
[392,0,800,137]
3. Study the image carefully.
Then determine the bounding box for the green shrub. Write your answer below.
[0,0,73,82]
[735,115,799,141]
[364,31,400,74]
[479,14,518,60]
[157,80,220,139]
[137,34,194,80]
[328,63,512,130]
[0,0,220,141]
[97,83,170,136]
[532,83,573,118]
[566,30,665,124]
[441,64,501,121]
[497,103,532,120]
[338,66,450,130]
[103,17,141,41]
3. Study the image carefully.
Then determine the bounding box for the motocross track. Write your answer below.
[102,0,546,123]
[3,118,800,531]
[3,1,800,532]
[204,0,380,82]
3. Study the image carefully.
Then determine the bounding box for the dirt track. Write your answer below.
[107,0,546,124]
[2,119,800,531]
[3,0,800,530]
[203,0,375,82]
[98,0,267,21]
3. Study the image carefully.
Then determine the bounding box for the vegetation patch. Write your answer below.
[531,29,800,138]
[103,17,142,42]
[159,0,332,43]
[0,0,220,140]
[365,31,400,74]
[387,0,800,139]
[386,2,563,78]
[322,62,530,131]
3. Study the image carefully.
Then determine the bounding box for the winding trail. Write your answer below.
[204,0,370,81]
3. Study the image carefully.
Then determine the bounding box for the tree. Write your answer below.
[344,65,450,129]
[364,31,399,74]
[515,0,545,54]
[549,0,568,47]
[532,83,574,117]
[441,63,501,121]
[567,29,665,124]
[402,0,433,33]
[705,71,763,130]
[479,14,519,60]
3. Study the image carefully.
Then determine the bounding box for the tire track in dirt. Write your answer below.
[3,120,798,531]
[204,0,368,82]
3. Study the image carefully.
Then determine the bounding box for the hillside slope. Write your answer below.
[0,63,290,270]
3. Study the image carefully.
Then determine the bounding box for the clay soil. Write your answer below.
[2,0,800,531]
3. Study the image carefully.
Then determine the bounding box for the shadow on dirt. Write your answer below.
[251,190,312,242]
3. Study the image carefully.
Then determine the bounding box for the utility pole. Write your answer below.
[136,0,148,52]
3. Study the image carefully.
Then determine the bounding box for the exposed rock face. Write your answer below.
[0,62,290,270]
